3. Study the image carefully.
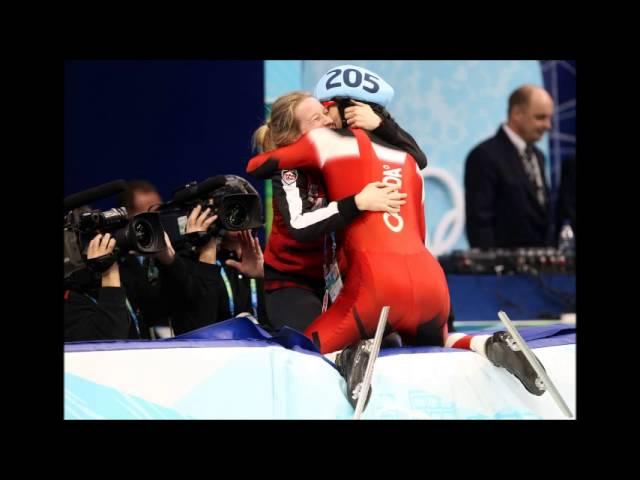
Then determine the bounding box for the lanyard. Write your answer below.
[217,261,259,318]
[322,233,337,313]
[217,261,235,317]
[249,278,258,317]
[125,297,141,337]
[323,232,337,276]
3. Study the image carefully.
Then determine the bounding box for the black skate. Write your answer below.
[335,339,374,410]
[485,331,546,396]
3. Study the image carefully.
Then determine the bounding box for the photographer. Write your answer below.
[167,181,269,335]
[165,175,268,334]
[64,232,130,341]
[63,187,177,341]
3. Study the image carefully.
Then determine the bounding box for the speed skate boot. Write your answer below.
[335,338,374,410]
[485,331,546,396]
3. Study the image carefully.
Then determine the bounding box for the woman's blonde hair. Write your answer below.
[252,91,312,153]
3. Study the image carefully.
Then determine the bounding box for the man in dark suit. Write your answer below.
[464,85,555,248]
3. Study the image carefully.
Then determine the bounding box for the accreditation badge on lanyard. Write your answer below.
[322,233,343,312]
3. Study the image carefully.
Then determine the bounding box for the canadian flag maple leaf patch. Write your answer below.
[282,170,298,185]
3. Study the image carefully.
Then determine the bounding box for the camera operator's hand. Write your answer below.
[153,232,176,265]
[224,230,264,279]
[187,205,217,233]
[344,100,382,130]
[87,233,120,287]
[354,182,407,214]
[186,205,219,265]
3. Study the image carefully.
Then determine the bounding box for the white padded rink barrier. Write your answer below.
[64,334,575,420]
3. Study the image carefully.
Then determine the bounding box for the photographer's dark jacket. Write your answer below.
[168,249,269,335]
[64,286,130,342]
[64,250,269,340]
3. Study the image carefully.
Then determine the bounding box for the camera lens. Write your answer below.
[101,207,129,227]
[225,203,247,228]
[133,219,153,248]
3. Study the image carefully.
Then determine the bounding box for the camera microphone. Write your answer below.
[64,180,129,211]
[170,176,228,205]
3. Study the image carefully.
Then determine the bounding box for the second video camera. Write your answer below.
[64,202,166,280]
[158,175,264,245]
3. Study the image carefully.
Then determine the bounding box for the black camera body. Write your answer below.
[158,175,264,247]
[64,206,166,279]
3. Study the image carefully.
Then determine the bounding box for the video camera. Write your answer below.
[64,180,166,279]
[157,175,264,247]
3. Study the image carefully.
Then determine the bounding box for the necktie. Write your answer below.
[523,145,546,207]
